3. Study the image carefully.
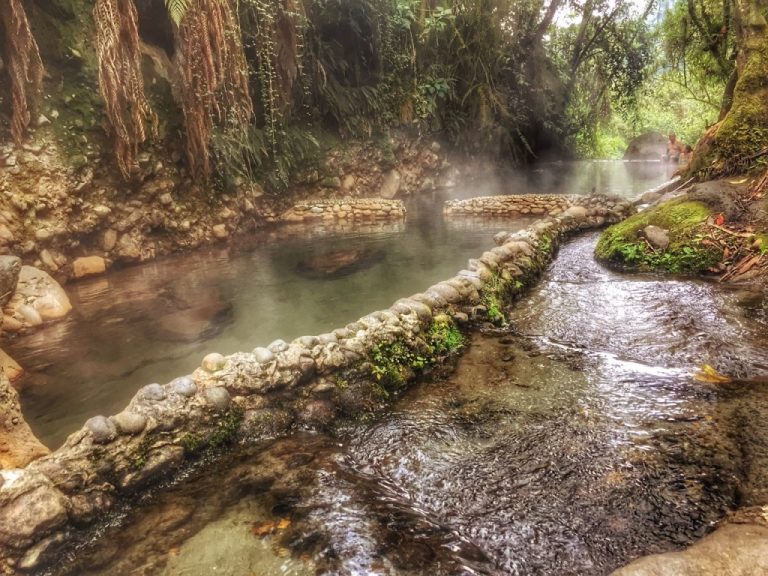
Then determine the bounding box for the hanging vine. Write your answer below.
[0,0,44,144]
[93,0,156,178]
[175,0,253,181]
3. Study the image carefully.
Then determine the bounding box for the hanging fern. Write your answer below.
[165,0,191,24]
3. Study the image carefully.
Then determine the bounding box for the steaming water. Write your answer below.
[9,160,674,448]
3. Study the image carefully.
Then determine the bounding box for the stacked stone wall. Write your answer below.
[280,198,406,223]
[0,194,634,574]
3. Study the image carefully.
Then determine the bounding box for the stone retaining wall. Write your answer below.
[0,194,634,574]
[280,198,406,223]
[443,193,628,218]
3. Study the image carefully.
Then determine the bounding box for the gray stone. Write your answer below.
[267,339,289,353]
[643,225,670,250]
[0,485,68,548]
[140,383,167,402]
[202,352,226,372]
[204,386,231,410]
[110,411,147,435]
[494,231,510,246]
[102,229,118,251]
[170,376,197,397]
[298,335,319,348]
[0,255,21,306]
[252,347,275,363]
[85,415,117,444]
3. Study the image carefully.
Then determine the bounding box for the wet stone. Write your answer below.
[252,347,275,363]
[267,339,289,353]
[86,415,117,444]
[170,376,196,397]
[202,352,226,372]
[0,486,68,548]
[111,411,147,435]
[204,386,231,410]
[140,383,166,402]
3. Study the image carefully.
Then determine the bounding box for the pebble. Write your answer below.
[204,386,231,410]
[111,411,147,435]
[202,353,225,372]
[139,383,167,402]
[170,376,197,397]
[252,347,275,363]
[267,339,289,353]
[85,415,117,444]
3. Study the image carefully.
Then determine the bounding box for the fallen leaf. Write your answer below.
[277,518,291,530]
[251,521,277,537]
[693,364,732,384]
[729,178,747,184]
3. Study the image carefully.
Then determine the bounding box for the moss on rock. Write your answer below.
[595,199,721,274]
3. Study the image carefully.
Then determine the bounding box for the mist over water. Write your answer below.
[10,161,673,448]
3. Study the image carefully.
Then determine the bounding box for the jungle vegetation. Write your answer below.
[0,0,766,187]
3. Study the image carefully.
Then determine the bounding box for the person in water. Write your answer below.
[664,132,683,162]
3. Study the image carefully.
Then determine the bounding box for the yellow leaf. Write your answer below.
[277,518,291,530]
[693,364,732,384]
[729,178,748,184]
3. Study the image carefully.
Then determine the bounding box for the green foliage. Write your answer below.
[212,124,322,192]
[369,316,463,389]
[370,340,427,389]
[481,272,509,325]
[427,314,464,355]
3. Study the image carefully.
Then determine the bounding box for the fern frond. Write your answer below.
[165,0,190,24]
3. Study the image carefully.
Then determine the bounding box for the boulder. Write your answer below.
[72,256,106,279]
[8,266,72,322]
[0,370,49,469]
[379,169,402,199]
[0,255,21,307]
[623,132,667,160]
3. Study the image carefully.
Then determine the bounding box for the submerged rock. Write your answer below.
[296,249,384,279]
[6,266,72,326]
[613,522,768,575]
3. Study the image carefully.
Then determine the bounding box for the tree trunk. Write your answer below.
[688,0,768,178]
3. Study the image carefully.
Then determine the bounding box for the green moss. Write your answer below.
[368,316,464,392]
[179,407,243,457]
[596,199,721,273]
[427,314,464,355]
[129,435,155,470]
[370,340,427,389]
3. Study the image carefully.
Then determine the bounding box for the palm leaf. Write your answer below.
[165,0,191,24]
